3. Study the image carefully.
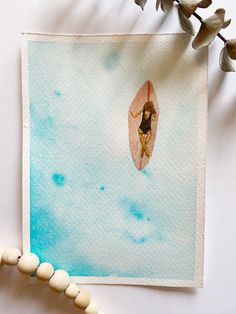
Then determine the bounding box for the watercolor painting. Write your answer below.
[22,33,207,287]
[129,80,159,170]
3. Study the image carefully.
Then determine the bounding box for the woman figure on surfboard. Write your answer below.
[130,100,158,158]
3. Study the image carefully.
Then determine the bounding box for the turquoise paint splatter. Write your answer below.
[141,168,151,177]
[100,186,105,191]
[52,173,65,187]
[104,52,120,70]
[119,197,145,220]
[54,89,62,97]
[130,205,144,220]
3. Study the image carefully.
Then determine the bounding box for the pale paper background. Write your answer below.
[0,0,236,313]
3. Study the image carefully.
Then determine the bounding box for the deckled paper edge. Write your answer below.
[194,47,208,288]
[21,33,207,287]
[22,34,30,253]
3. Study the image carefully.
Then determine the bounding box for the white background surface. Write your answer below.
[0,0,236,313]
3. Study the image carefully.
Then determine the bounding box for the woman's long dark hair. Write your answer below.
[143,101,156,115]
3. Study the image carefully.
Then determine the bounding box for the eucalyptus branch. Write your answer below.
[174,0,227,44]
[134,0,236,72]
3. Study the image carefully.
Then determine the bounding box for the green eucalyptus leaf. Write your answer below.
[219,46,235,72]
[134,0,148,10]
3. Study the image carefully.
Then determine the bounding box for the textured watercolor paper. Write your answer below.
[22,33,207,287]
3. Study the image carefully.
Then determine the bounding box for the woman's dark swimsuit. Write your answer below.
[139,111,152,134]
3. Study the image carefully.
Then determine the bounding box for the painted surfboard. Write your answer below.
[128,80,159,170]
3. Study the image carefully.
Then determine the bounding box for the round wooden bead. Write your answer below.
[65,283,80,299]
[0,249,4,265]
[74,289,91,309]
[48,269,69,292]
[36,262,54,281]
[17,253,40,274]
[2,247,21,265]
[85,301,99,314]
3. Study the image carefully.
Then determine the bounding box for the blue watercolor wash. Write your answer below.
[155,230,164,242]
[31,206,66,251]
[52,173,65,187]
[28,39,198,281]
[119,197,145,220]
[30,167,68,251]
[123,230,148,245]
[54,89,62,97]
[68,256,111,277]
[34,116,55,138]
[104,52,120,70]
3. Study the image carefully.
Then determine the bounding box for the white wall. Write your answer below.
[0,1,236,313]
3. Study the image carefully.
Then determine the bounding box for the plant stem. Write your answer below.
[174,0,227,44]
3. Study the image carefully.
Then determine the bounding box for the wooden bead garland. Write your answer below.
[85,300,99,314]
[0,247,102,314]
[0,249,4,265]
[65,283,80,299]
[2,247,21,265]
[36,262,54,281]
[74,289,91,309]
[17,253,40,274]
[49,269,70,292]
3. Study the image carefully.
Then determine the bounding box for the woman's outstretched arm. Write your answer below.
[130,109,143,119]
[152,112,159,121]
